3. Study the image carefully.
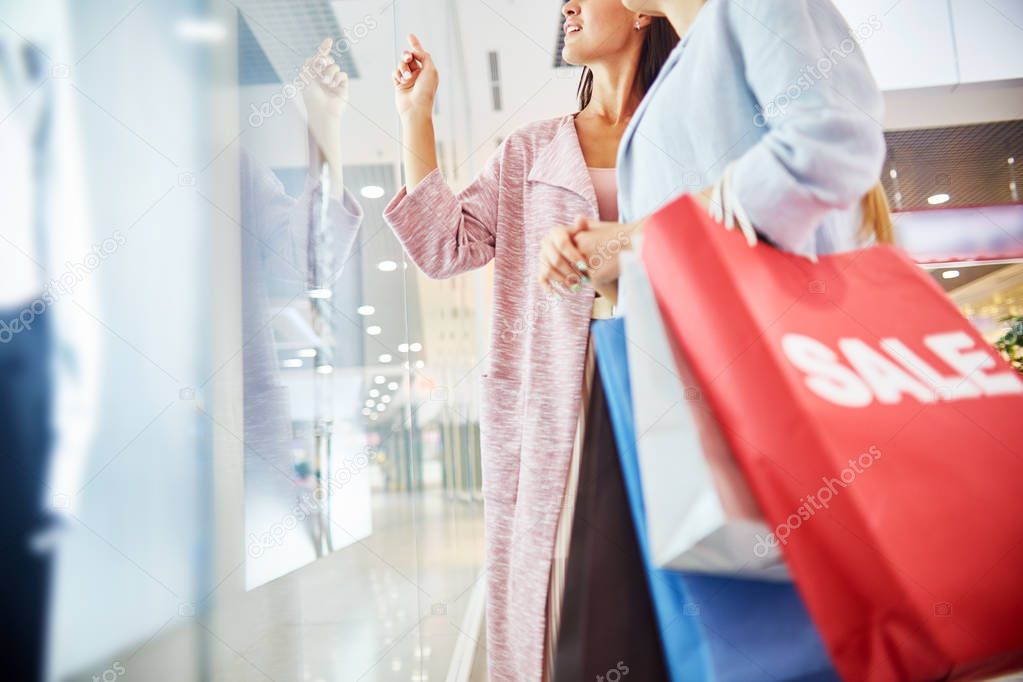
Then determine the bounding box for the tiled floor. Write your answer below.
[65,492,487,682]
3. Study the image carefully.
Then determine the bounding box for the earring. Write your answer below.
[634,21,642,30]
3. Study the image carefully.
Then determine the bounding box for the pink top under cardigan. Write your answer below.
[384,115,602,682]
[588,167,619,222]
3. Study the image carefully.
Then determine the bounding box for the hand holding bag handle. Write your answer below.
[708,163,894,251]
[709,163,758,248]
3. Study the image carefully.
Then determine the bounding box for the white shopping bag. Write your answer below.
[618,247,789,580]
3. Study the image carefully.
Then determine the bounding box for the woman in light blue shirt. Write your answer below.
[554,0,890,287]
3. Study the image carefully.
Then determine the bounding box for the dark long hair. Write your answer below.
[577,17,679,110]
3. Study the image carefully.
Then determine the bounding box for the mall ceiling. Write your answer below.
[883,119,1022,212]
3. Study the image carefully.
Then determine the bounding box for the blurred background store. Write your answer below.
[0,0,1020,680]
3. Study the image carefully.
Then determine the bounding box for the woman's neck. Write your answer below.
[583,60,641,126]
[660,0,706,37]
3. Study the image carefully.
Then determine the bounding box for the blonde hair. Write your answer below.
[860,183,894,245]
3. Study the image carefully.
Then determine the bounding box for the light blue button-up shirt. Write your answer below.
[618,0,886,256]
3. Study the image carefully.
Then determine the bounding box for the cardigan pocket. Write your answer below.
[477,373,523,505]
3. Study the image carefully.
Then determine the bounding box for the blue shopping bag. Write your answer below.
[591,318,838,682]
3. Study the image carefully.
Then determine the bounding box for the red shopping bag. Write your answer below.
[640,195,1023,682]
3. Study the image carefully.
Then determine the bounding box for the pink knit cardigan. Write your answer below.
[384,114,599,681]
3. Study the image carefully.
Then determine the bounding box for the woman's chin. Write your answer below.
[561,48,584,67]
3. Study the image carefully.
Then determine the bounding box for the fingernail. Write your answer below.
[581,276,590,284]
[575,260,588,272]
[571,284,581,293]
[402,70,411,80]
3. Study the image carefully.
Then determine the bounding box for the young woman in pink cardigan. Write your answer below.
[384,3,677,679]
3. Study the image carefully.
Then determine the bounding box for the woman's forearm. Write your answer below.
[400,109,439,191]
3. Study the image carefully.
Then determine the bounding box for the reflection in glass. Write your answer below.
[239,32,369,587]
[236,0,493,675]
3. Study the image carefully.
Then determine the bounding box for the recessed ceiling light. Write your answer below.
[374,375,385,385]
[942,270,960,280]
[357,305,375,316]
[316,365,334,375]
[282,358,303,368]
[360,185,386,199]
[370,389,380,397]
[409,342,422,352]
[398,343,409,353]
[369,413,378,420]
[415,360,425,369]
[381,395,391,404]
[889,168,898,179]
[365,399,375,407]
[378,260,398,272]
[297,348,316,358]
[376,403,386,412]
[378,353,392,363]
[362,408,371,416]
[176,18,227,43]
[388,381,398,391]
[927,193,951,205]
[367,325,382,336]
[308,288,332,299]
[1009,157,1016,165]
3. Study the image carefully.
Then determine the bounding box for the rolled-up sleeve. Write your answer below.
[384,149,501,279]
[727,0,886,253]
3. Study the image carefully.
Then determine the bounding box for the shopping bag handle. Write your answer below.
[707,165,822,263]
[708,163,758,248]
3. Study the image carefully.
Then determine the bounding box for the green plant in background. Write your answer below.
[995,315,1023,374]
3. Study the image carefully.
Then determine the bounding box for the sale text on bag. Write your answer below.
[781,331,1023,407]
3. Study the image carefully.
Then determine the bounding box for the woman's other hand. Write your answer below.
[571,218,640,290]
[568,189,711,293]
[563,189,721,300]
[393,34,438,119]
[537,217,590,295]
